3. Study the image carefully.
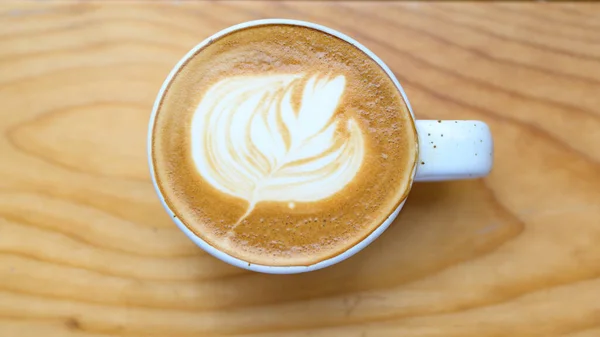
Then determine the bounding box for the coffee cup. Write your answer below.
[148,19,493,274]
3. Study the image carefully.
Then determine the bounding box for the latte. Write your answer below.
[151,24,418,266]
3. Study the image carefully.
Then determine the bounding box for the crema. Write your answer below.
[151,24,417,266]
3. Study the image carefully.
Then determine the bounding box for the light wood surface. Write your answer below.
[1,1,599,336]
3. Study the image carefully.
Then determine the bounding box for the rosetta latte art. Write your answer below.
[191,74,365,227]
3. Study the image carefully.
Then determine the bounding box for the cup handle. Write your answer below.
[414,120,493,182]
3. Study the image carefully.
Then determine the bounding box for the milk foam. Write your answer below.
[190,74,365,225]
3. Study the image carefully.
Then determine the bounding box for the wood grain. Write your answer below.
[1,1,599,336]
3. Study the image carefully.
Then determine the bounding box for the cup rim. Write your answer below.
[148,18,418,274]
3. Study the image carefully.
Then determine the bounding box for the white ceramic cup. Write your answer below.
[148,19,493,274]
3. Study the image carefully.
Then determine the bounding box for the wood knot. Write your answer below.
[65,317,81,330]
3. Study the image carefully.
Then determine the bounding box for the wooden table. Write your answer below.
[1,1,599,336]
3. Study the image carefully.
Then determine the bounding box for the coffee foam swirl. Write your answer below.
[190,74,365,226]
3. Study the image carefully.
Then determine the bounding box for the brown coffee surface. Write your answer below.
[151,24,418,266]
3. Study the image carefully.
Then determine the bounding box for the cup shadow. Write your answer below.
[202,179,519,309]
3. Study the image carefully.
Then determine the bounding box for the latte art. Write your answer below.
[151,24,418,266]
[191,74,365,225]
